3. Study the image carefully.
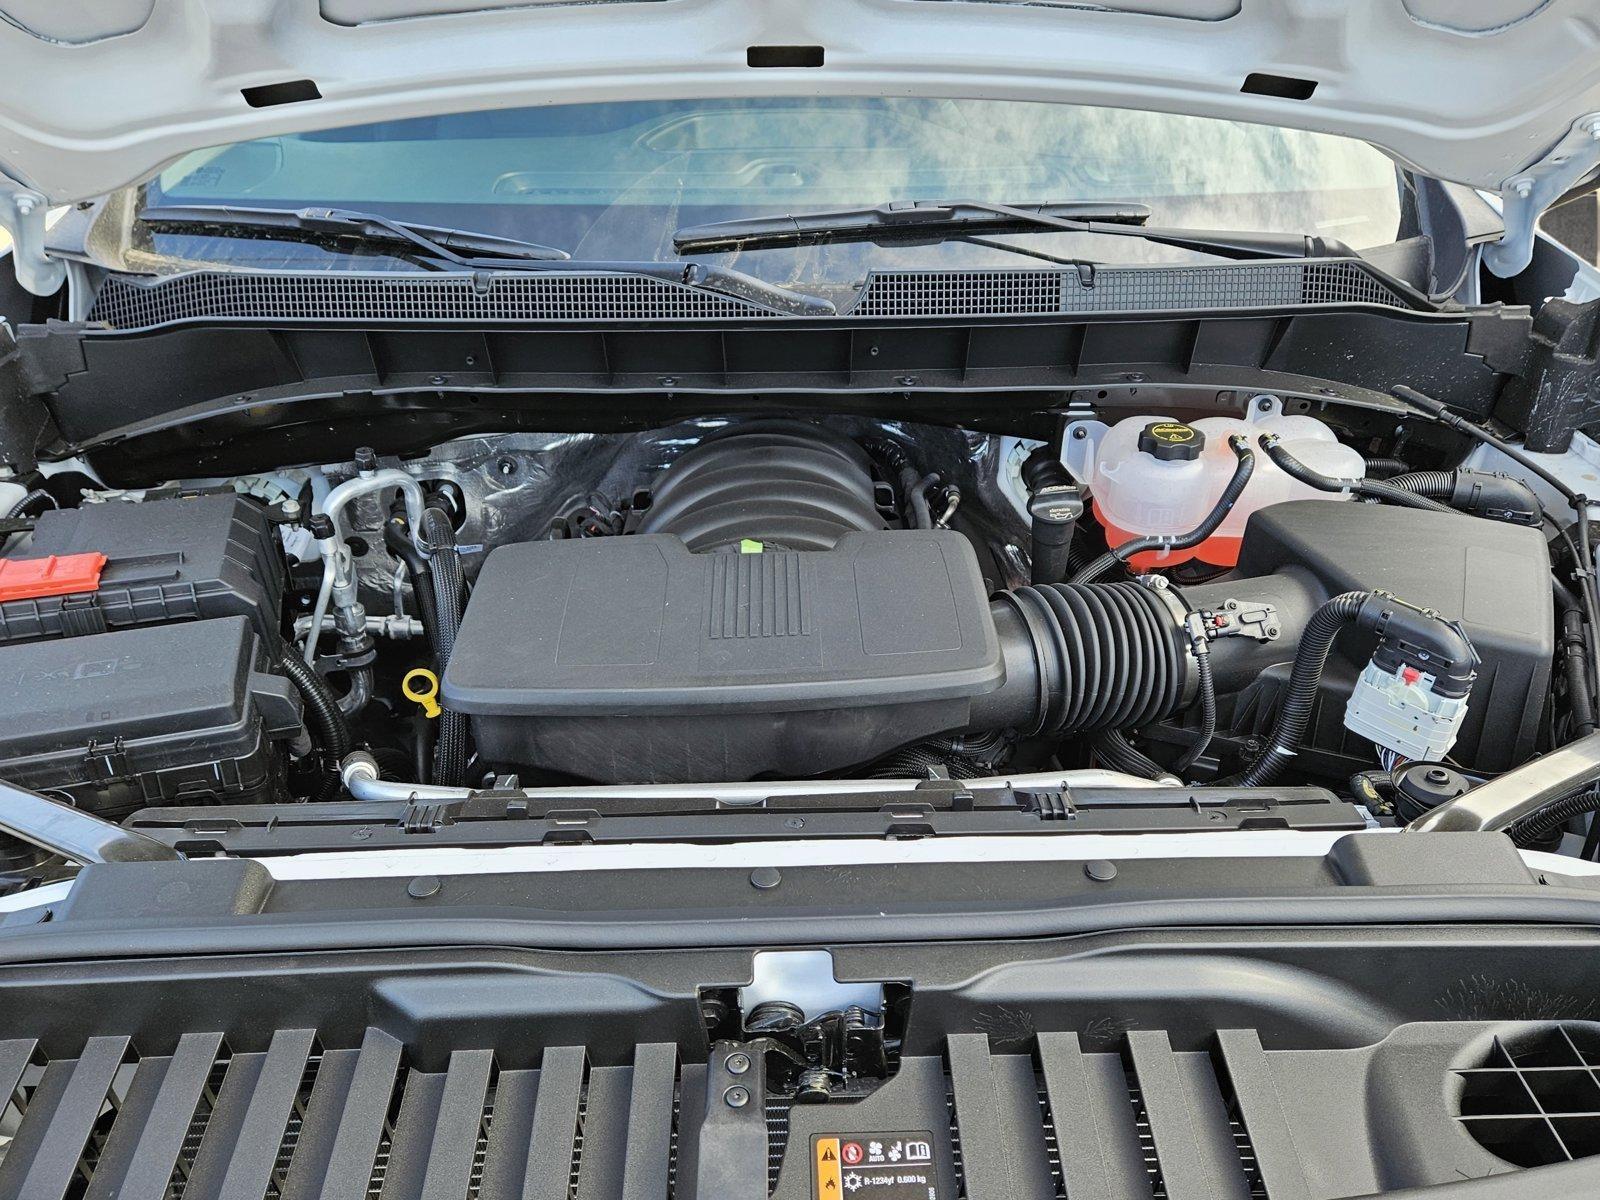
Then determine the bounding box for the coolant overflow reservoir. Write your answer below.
[1090,413,1365,568]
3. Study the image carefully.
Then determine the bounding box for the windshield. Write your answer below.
[138,97,1401,284]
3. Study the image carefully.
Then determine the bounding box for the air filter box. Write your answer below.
[443,531,1003,783]
[1186,500,1555,772]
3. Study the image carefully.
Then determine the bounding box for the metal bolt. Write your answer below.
[407,875,441,899]
[13,195,35,217]
[1510,177,1534,199]
[1257,396,1275,412]
[724,1086,750,1108]
[1585,117,1600,140]
[1071,427,1088,440]
[1084,860,1117,882]
[281,499,302,519]
[726,1053,752,1075]
[783,817,805,830]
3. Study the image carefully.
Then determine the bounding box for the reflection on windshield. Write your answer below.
[144,97,1401,282]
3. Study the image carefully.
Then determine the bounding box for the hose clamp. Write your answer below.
[1137,576,1200,708]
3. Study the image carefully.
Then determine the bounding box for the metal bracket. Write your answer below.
[0,175,65,297]
[1484,112,1600,279]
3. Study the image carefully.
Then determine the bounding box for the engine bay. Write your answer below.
[0,391,1574,866]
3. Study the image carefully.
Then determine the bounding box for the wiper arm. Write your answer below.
[140,203,572,265]
[674,199,1355,261]
[139,203,837,315]
[0,777,181,864]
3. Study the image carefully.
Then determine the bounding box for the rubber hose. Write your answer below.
[1349,770,1396,812]
[1002,581,1191,736]
[1173,649,1217,777]
[1385,470,1455,496]
[1385,469,1541,526]
[1510,788,1600,849]
[1562,604,1599,738]
[1227,591,1368,787]
[901,467,937,530]
[865,438,912,476]
[1092,729,1173,781]
[369,747,419,782]
[4,489,55,519]
[280,652,353,760]
[280,651,354,799]
[1258,435,1454,513]
[1363,457,1411,480]
[384,515,440,636]
[338,665,374,719]
[869,744,987,780]
[1070,434,1254,584]
[419,506,469,787]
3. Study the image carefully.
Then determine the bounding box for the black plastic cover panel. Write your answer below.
[1234,500,1555,771]
[447,531,1000,715]
[444,530,1002,782]
[0,616,299,814]
[0,492,285,650]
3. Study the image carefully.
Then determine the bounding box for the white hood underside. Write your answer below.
[3,0,1600,206]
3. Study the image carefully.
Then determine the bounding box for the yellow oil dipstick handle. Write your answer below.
[402,668,442,718]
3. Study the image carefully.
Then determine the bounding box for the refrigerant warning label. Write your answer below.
[813,1132,939,1200]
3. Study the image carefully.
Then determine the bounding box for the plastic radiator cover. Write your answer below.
[443,530,1003,783]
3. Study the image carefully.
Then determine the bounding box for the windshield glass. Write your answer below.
[139,97,1401,282]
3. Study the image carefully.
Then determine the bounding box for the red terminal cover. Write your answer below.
[0,553,108,602]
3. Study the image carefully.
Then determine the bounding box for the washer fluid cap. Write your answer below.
[1138,421,1205,461]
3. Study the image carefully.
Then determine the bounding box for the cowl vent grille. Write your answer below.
[1453,1022,1600,1168]
[85,259,1423,330]
[88,270,782,328]
[848,259,1416,316]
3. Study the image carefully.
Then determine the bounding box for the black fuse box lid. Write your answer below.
[0,616,301,812]
[0,493,284,649]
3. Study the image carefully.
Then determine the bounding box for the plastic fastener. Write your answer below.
[0,553,107,602]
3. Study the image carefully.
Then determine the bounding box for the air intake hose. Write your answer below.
[980,581,1194,737]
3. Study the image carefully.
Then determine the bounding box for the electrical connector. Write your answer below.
[1345,659,1472,763]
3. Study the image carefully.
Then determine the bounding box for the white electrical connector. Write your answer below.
[1345,660,1471,763]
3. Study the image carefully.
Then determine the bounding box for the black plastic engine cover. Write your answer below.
[444,530,1002,783]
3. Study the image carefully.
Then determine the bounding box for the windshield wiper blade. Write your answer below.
[140,203,573,264]
[674,199,1355,261]
[140,204,837,315]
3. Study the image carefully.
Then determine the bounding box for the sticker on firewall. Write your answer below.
[812,1132,939,1199]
